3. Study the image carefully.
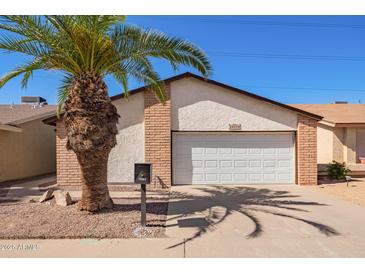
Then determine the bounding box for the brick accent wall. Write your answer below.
[297,114,318,185]
[144,85,171,188]
[56,120,81,186]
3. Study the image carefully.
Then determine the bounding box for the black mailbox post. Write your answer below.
[134,163,152,227]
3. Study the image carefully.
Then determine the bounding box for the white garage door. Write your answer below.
[172,133,295,185]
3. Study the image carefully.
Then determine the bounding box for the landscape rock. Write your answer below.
[53,190,73,206]
[38,189,55,203]
[45,198,56,206]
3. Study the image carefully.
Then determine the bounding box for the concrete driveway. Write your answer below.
[166,185,365,257]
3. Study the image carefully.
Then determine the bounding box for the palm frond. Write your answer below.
[112,25,213,77]
[56,74,73,117]
[111,69,129,99]
[0,58,44,88]
[0,15,212,105]
[21,70,32,89]
[130,68,166,102]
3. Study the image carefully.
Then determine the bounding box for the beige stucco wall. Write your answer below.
[317,124,334,164]
[316,125,365,167]
[171,78,298,131]
[107,92,145,183]
[344,128,357,164]
[0,118,56,182]
[333,127,345,162]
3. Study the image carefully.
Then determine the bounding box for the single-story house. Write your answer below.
[44,72,323,187]
[291,103,365,176]
[0,98,56,182]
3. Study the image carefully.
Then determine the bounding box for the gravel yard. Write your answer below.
[0,196,168,239]
[311,178,365,207]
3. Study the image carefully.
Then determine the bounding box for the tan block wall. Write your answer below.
[297,114,318,185]
[56,120,81,186]
[144,86,171,188]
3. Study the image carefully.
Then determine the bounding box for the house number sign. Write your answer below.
[229,123,242,131]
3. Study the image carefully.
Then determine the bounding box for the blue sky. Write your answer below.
[1,15,365,105]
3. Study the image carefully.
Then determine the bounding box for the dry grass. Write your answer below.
[311,178,365,207]
[0,196,168,239]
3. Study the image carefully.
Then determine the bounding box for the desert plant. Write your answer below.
[0,16,212,212]
[327,161,350,180]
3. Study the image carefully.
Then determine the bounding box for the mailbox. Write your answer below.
[134,163,152,184]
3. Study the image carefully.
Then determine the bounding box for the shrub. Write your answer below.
[327,161,350,180]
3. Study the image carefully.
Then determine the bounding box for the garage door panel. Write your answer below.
[220,148,233,154]
[192,160,203,168]
[191,147,204,154]
[205,173,219,182]
[233,173,247,181]
[192,173,204,181]
[219,160,232,168]
[234,160,247,167]
[278,160,291,168]
[173,133,294,185]
[248,148,262,155]
[263,160,276,168]
[263,173,276,182]
[204,160,217,168]
[220,173,233,181]
[233,148,247,155]
[248,173,262,182]
[278,148,291,154]
[262,148,276,154]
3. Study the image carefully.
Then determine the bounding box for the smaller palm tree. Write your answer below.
[0,16,212,212]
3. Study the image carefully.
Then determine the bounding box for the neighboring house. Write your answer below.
[0,97,56,182]
[291,103,365,176]
[44,72,323,187]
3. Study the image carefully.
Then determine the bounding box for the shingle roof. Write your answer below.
[290,104,365,124]
[0,104,56,125]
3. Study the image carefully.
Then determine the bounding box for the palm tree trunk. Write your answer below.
[63,72,119,212]
[77,149,113,211]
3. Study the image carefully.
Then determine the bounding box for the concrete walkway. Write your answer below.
[0,174,56,203]
[0,175,164,201]
[1,183,365,257]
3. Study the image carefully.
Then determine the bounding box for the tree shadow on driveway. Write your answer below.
[166,186,340,249]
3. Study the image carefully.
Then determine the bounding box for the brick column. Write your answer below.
[297,114,318,185]
[56,120,81,186]
[144,85,171,188]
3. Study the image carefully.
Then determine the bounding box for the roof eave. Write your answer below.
[319,120,336,127]
[6,109,57,126]
[0,124,22,133]
[109,72,195,101]
[335,123,365,128]
[42,115,59,126]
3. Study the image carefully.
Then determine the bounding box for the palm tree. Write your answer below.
[0,16,212,212]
